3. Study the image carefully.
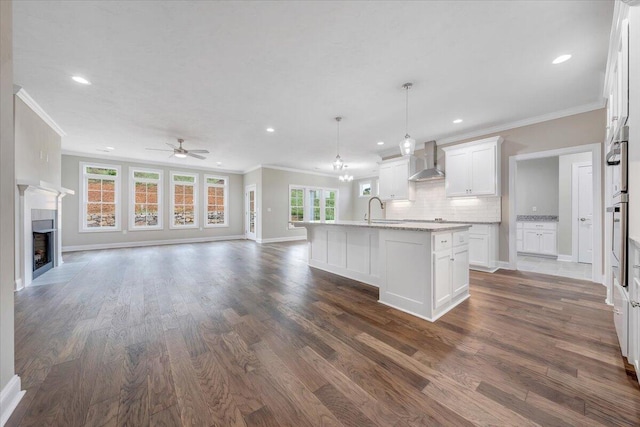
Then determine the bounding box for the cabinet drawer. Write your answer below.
[522,222,556,231]
[470,224,490,235]
[433,232,452,252]
[453,231,468,247]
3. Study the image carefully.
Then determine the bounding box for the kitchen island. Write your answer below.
[292,220,471,322]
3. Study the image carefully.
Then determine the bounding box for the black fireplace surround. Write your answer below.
[32,219,55,279]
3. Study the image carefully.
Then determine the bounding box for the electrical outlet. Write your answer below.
[532,206,537,212]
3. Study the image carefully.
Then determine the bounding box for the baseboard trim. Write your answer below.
[308,260,379,288]
[496,261,514,270]
[14,279,23,292]
[256,236,307,244]
[62,235,246,252]
[557,254,573,262]
[469,265,500,273]
[1,375,25,427]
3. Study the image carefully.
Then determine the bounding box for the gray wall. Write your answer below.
[516,157,559,216]
[260,167,352,240]
[442,108,606,263]
[351,177,382,221]
[14,96,61,184]
[558,151,592,257]
[0,0,14,393]
[61,155,244,249]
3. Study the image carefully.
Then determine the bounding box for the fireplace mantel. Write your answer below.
[16,180,74,290]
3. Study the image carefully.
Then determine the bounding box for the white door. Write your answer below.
[523,230,540,253]
[539,231,557,256]
[245,185,257,240]
[577,164,593,264]
[445,150,469,197]
[451,246,469,297]
[378,164,394,199]
[469,144,496,195]
[468,234,488,267]
[433,250,452,309]
[391,162,409,199]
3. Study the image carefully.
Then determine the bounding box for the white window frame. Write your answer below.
[170,171,199,229]
[79,162,121,232]
[359,181,372,197]
[129,167,163,231]
[288,185,339,228]
[204,174,229,228]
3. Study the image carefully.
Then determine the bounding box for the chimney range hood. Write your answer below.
[408,140,445,181]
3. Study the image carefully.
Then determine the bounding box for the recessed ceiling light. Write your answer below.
[72,76,91,85]
[552,54,572,65]
[377,141,385,145]
[453,119,463,124]
[105,146,115,151]
[266,127,275,132]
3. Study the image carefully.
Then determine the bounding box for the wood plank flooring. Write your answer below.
[7,240,640,426]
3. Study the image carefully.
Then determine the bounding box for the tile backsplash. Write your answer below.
[385,180,501,222]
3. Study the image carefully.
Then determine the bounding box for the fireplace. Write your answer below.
[32,219,55,279]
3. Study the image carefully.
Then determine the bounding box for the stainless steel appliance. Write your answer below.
[606,126,629,196]
[608,193,629,287]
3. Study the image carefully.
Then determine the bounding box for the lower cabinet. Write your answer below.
[468,224,498,272]
[627,238,640,384]
[518,222,557,256]
[432,231,469,313]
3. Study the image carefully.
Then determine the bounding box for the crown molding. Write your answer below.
[61,150,244,174]
[13,85,66,137]
[436,101,605,146]
[244,164,342,178]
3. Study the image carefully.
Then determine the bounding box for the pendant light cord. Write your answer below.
[405,84,410,137]
[335,116,342,156]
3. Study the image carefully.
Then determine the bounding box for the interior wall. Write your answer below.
[351,177,381,221]
[259,167,352,241]
[14,95,61,185]
[558,151,592,257]
[515,157,559,216]
[0,0,14,393]
[61,154,244,249]
[440,108,606,263]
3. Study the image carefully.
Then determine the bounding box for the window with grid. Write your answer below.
[170,172,198,228]
[130,169,162,230]
[81,163,120,231]
[288,186,337,227]
[289,187,304,228]
[204,175,228,227]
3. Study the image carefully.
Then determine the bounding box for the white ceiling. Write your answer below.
[13,1,613,176]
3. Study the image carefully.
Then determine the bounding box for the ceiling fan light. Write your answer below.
[174,152,187,158]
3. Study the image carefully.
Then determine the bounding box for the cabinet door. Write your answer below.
[539,230,557,255]
[452,246,469,298]
[433,250,452,309]
[468,234,489,267]
[523,230,540,253]
[516,229,523,252]
[378,164,394,200]
[391,162,409,199]
[469,144,496,196]
[445,150,469,197]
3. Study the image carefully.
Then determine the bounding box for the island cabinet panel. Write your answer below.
[309,227,328,264]
[433,249,452,309]
[327,230,347,268]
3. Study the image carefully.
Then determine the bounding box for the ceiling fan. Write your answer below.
[146,138,209,160]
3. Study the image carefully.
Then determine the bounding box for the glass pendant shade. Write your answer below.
[399,134,416,156]
[333,154,344,170]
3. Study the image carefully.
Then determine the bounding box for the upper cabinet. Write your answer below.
[442,136,503,198]
[378,156,419,201]
[605,4,630,143]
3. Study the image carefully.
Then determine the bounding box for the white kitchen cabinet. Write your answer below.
[518,222,557,256]
[516,222,524,252]
[442,137,502,198]
[468,224,499,272]
[606,18,629,142]
[432,231,469,314]
[628,238,640,383]
[378,157,418,201]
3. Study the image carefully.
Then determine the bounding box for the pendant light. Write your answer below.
[332,116,344,170]
[399,82,416,156]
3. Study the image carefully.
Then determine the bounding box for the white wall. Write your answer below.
[516,157,559,216]
[0,0,15,400]
[61,155,245,250]
[558,152,592,257]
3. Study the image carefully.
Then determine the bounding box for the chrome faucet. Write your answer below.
[368,196,385,224]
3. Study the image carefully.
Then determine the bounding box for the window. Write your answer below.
[80,163,121,231]
[288,185,338,227]
[204,175,228,227]
[130,168,162,230]
[170,172,198,228]
[359,181,372,197]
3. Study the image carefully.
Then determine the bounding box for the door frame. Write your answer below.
[245,184,257,241]
[572,161,593,263]
[508,143,602,283]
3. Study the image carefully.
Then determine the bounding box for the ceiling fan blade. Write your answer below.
[166,143,178,149]
[187,152,206,160]
[187,149,210,154]
[146,148,174,152]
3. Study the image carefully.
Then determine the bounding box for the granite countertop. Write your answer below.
[516,215,558,222]
[291,220,471,232]
[401,218,501,225]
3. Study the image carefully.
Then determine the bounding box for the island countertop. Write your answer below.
[291,220,471,232]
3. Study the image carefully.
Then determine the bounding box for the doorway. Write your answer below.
[509,144,602,282]
[245,185,257,241]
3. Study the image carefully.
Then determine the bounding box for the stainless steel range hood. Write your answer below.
[409,140,445,181]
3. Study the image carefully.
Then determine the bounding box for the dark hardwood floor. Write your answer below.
[7,240,640,426]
